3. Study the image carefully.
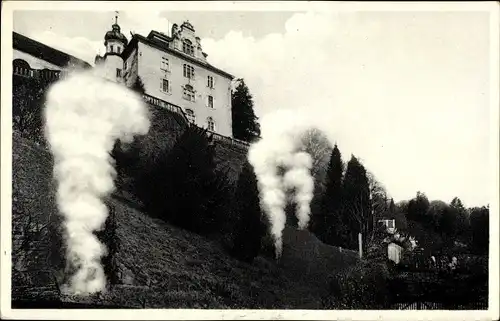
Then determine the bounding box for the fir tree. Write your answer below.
[342,155,372,250]
[232,162,266,263]
[312,144,346,246]
[231,78,261,142]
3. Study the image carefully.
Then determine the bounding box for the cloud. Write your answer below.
[26,11,174,66]
[202,10,490,207]
[27,30,103,65]
[21,9,490,207]
[122,10,172,38]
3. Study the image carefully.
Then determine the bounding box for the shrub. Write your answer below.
[326,261,391,309]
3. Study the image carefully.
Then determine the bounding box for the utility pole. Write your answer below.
[358,232,363,258]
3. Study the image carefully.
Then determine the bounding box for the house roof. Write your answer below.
[124,32,234,80]
[13,32,92,69]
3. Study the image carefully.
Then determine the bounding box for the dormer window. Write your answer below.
[182,39,194,56]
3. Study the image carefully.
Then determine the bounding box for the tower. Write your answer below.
[95,11,128,83]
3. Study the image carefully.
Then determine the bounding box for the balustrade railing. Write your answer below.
[142,93,250,150]
[13,66,61,81]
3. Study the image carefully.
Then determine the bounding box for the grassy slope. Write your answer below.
[12,132,359,308]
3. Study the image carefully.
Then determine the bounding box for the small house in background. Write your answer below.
[378,218,396,234]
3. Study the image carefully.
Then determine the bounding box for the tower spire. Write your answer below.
[115,11,119,25]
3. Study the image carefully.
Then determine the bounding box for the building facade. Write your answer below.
[13,32,91,81]
[96,19,234,137]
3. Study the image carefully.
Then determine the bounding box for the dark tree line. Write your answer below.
[132,125,231,235]
[118,122,267,263]
[307,134,489,257]
[310,143,380,252]
[403,191,489,254]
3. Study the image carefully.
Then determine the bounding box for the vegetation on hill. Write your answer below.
[133,125,231,236]
[11,72,490,309]
[12,75,53,145]
[231,161,267,263]
[12,132,361,309]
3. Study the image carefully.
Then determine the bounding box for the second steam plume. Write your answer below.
[248,110,316,259]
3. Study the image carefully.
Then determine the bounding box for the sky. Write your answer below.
[12,6,495,208]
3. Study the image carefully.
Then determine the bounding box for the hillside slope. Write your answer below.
[11,132,359,308]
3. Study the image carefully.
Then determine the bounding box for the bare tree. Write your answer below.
[299,127,333,186]
[366,171,390,239]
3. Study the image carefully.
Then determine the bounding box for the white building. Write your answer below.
[95,17,234,137]
[13,31,91,81]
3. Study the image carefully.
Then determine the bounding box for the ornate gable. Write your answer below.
[170,21,208,63]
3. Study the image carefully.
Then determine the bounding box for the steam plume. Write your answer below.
[44,67,150,295]
[248,110,316,259]
[283,152,314,229]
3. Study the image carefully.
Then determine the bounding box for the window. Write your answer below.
[207,76,214,88]
[387,220,395,229]
[207,117,215,131]
[124,61,128,70]
[207,95,214,108]
[116,68,122,78]
[183,85,195,102]
[161,57,169,71]
[186,109,195,123]
[183,39,194,56]
[161,79,170,93]
[110,45,114,53]
[117,47,121,54]
[183,64,195,79]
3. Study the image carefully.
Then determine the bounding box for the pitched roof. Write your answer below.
[128,32,234,80]
[13,32,92,69]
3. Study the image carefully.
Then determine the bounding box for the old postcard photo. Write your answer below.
[1,1,499,320]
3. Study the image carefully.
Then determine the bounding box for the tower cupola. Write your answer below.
[104,12,128,55]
